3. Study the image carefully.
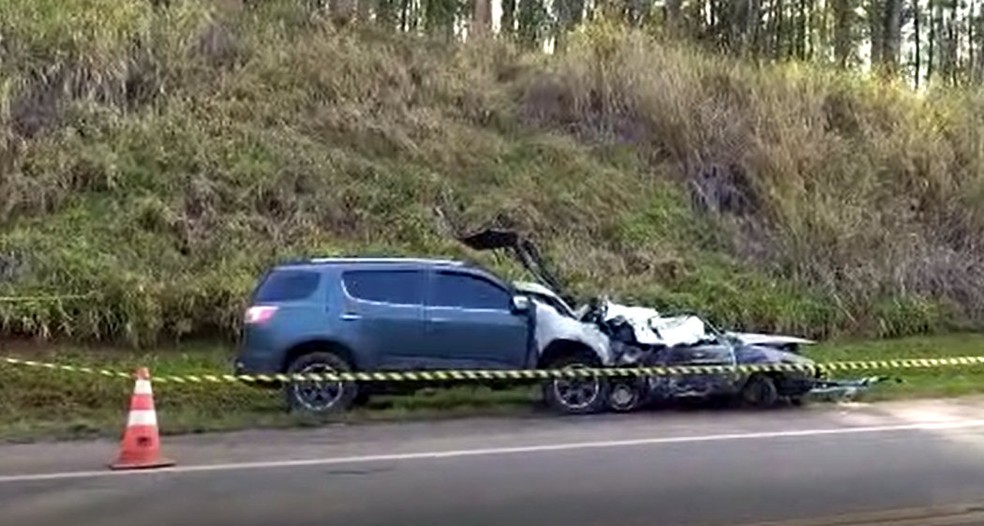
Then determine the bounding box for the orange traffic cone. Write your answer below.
[109,367,175,470]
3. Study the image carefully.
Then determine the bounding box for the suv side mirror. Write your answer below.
[511,295,531,313]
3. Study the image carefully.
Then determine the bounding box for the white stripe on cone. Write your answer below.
[127,410,158,427]
[133,379,153,395]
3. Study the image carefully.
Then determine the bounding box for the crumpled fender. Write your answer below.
[531,298,613,365]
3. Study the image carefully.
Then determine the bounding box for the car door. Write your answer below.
[339,268,428,369]
[659,342,738,396]
[423,269,531,369]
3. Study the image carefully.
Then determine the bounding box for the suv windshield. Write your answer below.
[254,269,321,302]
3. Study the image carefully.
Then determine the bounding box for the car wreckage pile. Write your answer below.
[456,227,886,414]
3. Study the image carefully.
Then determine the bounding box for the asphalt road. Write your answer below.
[3,398,984,526]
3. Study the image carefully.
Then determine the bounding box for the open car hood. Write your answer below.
[456,227,572,305]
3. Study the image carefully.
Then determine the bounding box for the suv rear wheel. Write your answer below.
[284,351,359,413]
[542,355,609,415]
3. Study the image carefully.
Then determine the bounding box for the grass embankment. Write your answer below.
[3,0,984,347]
[3,334,983,442]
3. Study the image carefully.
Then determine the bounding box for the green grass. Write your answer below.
[3,334,984,442]
[806,333,984,401]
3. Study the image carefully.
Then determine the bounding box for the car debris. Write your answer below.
[454,224,884,411]
[807,376,895,403]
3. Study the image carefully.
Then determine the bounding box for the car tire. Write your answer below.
[608,378,644,413]
[542,355,609,415]
[284,351,359,413]
[740,374,779,409]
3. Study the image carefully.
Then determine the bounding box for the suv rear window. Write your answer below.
[254,269,321,302]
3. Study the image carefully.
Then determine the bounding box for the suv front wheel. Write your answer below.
[284,351,359,413]
[542,355,609,415]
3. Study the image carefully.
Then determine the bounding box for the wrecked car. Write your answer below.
[456,225,880,411]
[580,297,820,411]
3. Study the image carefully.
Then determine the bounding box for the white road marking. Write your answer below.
[2,419,984,484]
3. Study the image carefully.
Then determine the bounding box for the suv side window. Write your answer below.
[255,269,321,302]
[430,271,510,310]
[342,269,424,305]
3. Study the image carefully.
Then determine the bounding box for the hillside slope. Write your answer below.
[2,0,983,346]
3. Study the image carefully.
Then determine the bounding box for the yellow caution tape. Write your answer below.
[0,292,100,303]
[0,357,132,379]
[3,355,984,384]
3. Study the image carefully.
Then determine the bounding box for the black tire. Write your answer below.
[740,374,779,409]
[608,379,644,413]
[542,355,609,415]
[284,351,359,413]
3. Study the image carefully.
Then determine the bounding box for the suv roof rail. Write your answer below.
[279,257,466,266]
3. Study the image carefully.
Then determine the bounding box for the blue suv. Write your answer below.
[235,257,613,414]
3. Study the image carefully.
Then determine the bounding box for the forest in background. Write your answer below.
[314,0,984,87]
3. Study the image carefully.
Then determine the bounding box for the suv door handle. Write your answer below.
[341,313,361,321]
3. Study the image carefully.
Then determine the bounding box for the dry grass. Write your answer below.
[1,0,983,346]
[524,22,984,336]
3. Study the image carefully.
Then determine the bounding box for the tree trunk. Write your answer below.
[472,0,491,38]
[914,0,921,87]
[944,6,958,85]
[928,0,936,81]
[978,1,984,83]
[969,0,976,83]
[727,0,751,54]
[774,0,786,59]
[882,0,903,74]
[806,0,816,60]
[833,0,853,67]
[796,0,807,60]
[868,0,884,67]
[747,0,762,57]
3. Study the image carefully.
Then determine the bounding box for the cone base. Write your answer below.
[109,457,176,471]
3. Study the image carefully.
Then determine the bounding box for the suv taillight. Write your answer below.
[245,305,278,324]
